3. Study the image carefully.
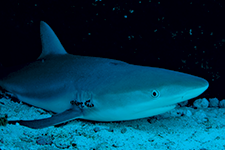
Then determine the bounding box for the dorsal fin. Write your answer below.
[38,21,67,59]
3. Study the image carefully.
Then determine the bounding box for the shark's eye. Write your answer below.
[151,90,160,98]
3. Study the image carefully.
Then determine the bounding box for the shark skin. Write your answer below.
[0,21,209,129]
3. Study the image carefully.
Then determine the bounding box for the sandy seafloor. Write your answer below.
[0,97,225,150]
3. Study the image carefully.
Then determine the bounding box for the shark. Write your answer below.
[0,21,209,129]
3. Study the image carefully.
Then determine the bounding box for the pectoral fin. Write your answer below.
[8,106,83,129]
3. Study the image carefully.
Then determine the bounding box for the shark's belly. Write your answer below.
[82,104,176,121]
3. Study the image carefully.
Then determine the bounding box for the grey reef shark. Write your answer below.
[0,21,209,129]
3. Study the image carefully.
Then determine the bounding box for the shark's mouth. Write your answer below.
[150,104,176,115]
[162,104,177,109]
[125,104,177,121]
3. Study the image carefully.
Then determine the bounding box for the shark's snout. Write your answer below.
[182,78,209,101]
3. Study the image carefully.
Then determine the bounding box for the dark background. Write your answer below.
[0,0,224,100]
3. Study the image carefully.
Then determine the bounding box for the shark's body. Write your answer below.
[0,21,209,129]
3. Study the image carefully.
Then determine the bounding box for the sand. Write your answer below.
[0,97,225,150]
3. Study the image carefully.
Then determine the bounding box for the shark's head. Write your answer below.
[85,64,209,121]
[134,66,209,109]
